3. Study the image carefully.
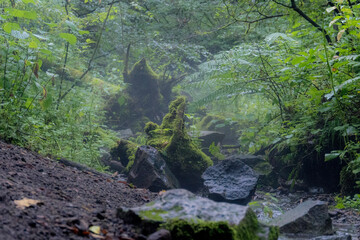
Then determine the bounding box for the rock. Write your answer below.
[226,154,277,188]
[147,229,171,240]
[227,154,272,175]
[202,158,259,205]
[116,128,134,139]
[271,200,333,237]
[128,146,179,192]
[189,131,225,155]
[118,189,278,240]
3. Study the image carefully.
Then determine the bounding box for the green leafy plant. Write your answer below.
[335,194,360,213]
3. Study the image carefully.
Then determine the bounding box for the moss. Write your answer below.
[267,226,279,240]
[144,122,159,136]
[161,219,234,240]
[235,210,259,240]
[109,139,138,171]
[161,96,186,129]
[139,209,168,222]
[145,96,213,190]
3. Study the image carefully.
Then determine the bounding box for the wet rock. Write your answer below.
[116,129,134,139]
[119,189,277,240]
[147,229,171,240]
[128,146,179,192]
[189,131,225,155]
[226,154,277,188]
[202,158,259,205]
[271,200,333,237]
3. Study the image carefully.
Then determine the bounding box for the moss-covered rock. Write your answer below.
[145,96,213,190]
[109,139,138,171]
[118,189,278,240]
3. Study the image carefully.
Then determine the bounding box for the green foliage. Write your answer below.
[209,142,225,160]
[0,0,118,169]
[334,194,360,213]
[181,0,360,191]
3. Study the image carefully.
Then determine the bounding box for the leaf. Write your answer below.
[32,63,39,78]
[79,30,90,35]
[89,226,101,234]
[329,16,343,27]
[11,30,29,39]
[22,0,35,3]
[40,49,52,55]
[59,33,77,45]
[29,41,38,49]
[325,152,340,161]
[326,6,337,13]
[337,29,345,41]
[2,22,20,34]
[14,198,43,210]
[40,93,52,110]
[265,33,296,44]
[291,56,306,65]
[5,8,37,19]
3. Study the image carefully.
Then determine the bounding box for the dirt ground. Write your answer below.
[0,140,157,240]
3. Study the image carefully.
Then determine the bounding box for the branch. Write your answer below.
[272,0,332,44]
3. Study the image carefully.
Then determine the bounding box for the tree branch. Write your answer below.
[272,0,332,44]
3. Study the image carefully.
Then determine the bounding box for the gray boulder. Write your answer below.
[202,158,259,205]
[118,189,278,240]
[227,154,273,175]
[271,200,333,237]
[128,146,179,192]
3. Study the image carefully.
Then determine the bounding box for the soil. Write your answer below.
[0,140,157,240]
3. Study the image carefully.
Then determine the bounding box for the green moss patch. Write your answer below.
[162,219,234,240]
[145,96,213,190]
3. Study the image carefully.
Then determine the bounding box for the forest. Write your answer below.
[0,0,359,239]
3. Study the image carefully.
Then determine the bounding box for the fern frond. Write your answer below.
[265,32,297,44]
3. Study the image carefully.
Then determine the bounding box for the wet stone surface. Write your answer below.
[251,189,360,240]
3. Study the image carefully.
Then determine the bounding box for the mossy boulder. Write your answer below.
[145,96,213,191]
[118,189,278,240]
[109,139,138,171]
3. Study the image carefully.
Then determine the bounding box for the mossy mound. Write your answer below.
[104,58,165,131]
[109,139,138,171]
[145,96,213,190]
